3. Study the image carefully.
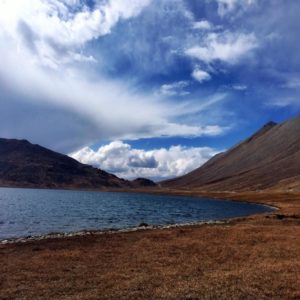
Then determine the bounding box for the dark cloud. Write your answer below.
[128,155,158,168]
[18,20,37,53]
[0,83,101,153]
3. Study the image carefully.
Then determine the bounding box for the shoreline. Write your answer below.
[0,188,277,246]
[1,190,299,299]
[0,219,227,245]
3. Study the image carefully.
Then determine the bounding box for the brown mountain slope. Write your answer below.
[162,115,300,192]
[0,138,155,189]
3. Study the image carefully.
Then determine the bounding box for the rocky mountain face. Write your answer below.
[162,115,300,192]
[0,138,156,190]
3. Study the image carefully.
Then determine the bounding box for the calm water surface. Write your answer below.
[0,187,273,239]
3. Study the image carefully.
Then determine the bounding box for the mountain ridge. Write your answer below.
[0,138,155,189]
[162,115,300,192]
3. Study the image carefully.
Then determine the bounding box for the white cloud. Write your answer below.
[159,81,190,96]
[154,123,223,137]
[0,0,152,67]
[0,41,223,149]
[186,32,257,64]
[70,141,221,180]
[0,0,225,152]
[216,0,238,16]
[232,84,247,90]
[192,20,212,31]
[192,69,211,83]
[215,0,256,17]
[267,97,300,108]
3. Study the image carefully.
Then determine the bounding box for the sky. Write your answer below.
[0,0,299,180]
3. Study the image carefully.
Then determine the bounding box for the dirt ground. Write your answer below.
[1,191,300,299]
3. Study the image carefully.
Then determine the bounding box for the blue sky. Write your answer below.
[0,0,299,180]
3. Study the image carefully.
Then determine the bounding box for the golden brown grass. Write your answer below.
[1,191,300,299]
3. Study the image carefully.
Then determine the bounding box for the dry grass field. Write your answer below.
[1,191,300,299]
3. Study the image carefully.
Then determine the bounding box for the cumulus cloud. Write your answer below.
[192,69,211,83]
[70,141,220,180]
[0,0,152,67]
[186,32,258,64]
[185,31,257,83]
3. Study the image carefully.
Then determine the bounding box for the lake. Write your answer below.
[0,187,273,240]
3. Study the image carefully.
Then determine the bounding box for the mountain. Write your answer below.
[0,138,155,189]
[162,115,300,192]
[131,178,157,187]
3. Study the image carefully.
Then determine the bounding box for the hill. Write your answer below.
[162,115,300,192]
[0,138,155,189]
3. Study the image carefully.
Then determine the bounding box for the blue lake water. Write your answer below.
[0,187,273,240]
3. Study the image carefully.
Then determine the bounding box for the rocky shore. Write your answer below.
[0,219,225,245]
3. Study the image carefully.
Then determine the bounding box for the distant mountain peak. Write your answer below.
[131,178,157,187]
[244,120,278,144]
[263,121,277,128]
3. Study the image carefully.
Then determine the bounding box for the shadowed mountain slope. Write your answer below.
[162,115,300,191]
[131,178,157,187]
[0,138,155,189]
